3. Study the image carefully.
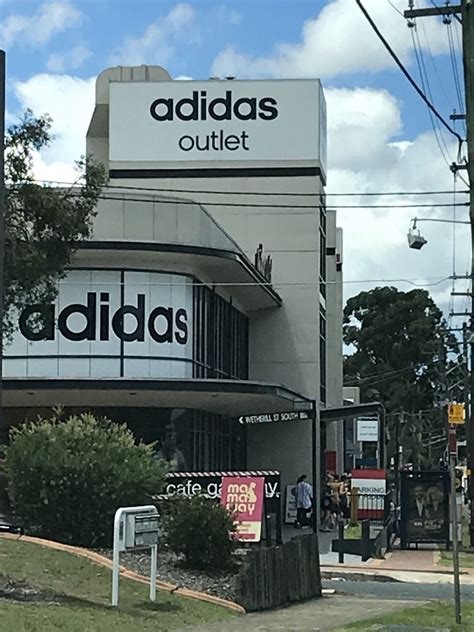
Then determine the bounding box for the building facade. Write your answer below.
[3,65,343,490]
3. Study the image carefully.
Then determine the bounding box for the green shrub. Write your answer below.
[164,496,236,570]
[6,412,166,547]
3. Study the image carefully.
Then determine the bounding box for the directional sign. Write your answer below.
[448,402,465,425]
[238,411,311,425]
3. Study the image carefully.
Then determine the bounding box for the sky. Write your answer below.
[1,0,471,325]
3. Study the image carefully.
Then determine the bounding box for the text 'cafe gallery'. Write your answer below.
[3,65,345,489]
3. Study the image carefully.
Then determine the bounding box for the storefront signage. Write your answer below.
[4,269,193,379]
[238,410,311,425]
[351,469,386,520]
[356,417,379,442]
[109,80,325,165]
[221,476,264,542]
[161,470,281,513]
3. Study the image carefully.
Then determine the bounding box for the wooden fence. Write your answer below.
[235,533,322,611]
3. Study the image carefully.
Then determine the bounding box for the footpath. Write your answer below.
[321,541,474,584]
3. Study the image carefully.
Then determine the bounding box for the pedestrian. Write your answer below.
[327,472,340,529]
[295,474,312,529]
[320,482,333,531]
[339,474,350,522]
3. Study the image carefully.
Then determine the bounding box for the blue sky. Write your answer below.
[1,0,470,317]
[4,0,463,139]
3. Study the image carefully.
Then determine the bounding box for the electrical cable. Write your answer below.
[387,0,404,18]
[58,276,451,288]
[89,192,469,210]
[447,20,465,117]
[430,0,462,25]
[411,23,452,168]
[356,0,463,142]
[32,180,470,198]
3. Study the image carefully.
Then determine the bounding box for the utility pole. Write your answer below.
[0,50,5,435]
[405,0,474,545]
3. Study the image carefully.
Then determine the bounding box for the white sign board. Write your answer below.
[109,80,325,165]
[4,269,193,379]
[357,418,379,442]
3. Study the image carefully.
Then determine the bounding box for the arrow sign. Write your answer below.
[238,411,312,425]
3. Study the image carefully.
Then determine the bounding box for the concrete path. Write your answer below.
[180,595,424,632]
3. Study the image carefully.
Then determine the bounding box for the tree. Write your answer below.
[343,287,459,466]
[4,110,106,338]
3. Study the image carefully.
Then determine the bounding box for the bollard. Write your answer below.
[361,519,370,562]
[338,517,345,564]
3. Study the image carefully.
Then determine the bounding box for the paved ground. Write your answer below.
[324,578,474,601]
[179,595,423,631]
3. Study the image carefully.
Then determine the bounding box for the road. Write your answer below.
[323,578,474,601]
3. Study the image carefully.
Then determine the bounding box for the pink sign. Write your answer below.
[221,476,264,542]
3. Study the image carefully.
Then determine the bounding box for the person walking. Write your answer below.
[295,474,313,528]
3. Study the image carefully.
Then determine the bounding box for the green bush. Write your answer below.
[164,496,236,570]
[6,412,166,547]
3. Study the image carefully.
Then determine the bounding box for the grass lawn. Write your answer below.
[344,524,361,540]
[0,537,235,632]
[339,601,474,631]
[440,515,474,569]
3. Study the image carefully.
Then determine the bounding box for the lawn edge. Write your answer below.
[0,534,245,614]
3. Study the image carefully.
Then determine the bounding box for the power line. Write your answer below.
[447,20,465,116]
[91,192,469,210]
[32,180,470,198]
[58,276,451,288]
[430,0,462,25]
[411,23,452,168]
[356,0,463,142]
[387,0,404,18]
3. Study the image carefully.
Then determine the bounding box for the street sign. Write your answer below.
[238,410,311,425]
[448,403,465,425]
[356,417,379,442]
[293,400,313,412]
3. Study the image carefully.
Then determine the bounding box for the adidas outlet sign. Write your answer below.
[109,79,325,163]
[4,270,194,379]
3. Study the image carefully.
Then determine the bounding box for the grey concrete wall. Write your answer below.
[324,211,344,473]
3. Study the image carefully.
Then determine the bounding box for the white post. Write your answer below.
[150,544,157,602]
[111,505,159,607]
[111,509,122,607]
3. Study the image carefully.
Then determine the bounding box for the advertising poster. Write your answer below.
[401,472,449,543]
[404,477,448,543]
[221,476,264,542]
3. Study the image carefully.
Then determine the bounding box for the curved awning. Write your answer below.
[3,378,312,416]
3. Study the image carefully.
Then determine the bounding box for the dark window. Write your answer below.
[193,283,249,380]
[320,314,327,404]
[320,197,327,298]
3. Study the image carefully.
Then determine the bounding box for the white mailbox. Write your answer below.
[112,505,159,607]
[125,513,159,549]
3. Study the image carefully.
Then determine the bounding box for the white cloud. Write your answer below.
[110,3,197,66]
[323,87,468,313]
[0,1,82,49]
[215,5,241,25]
[14,74,95,168]
[10,71,466,317]
[174,75,193,80]
[46,43,92,73]
[211,0,450,79]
